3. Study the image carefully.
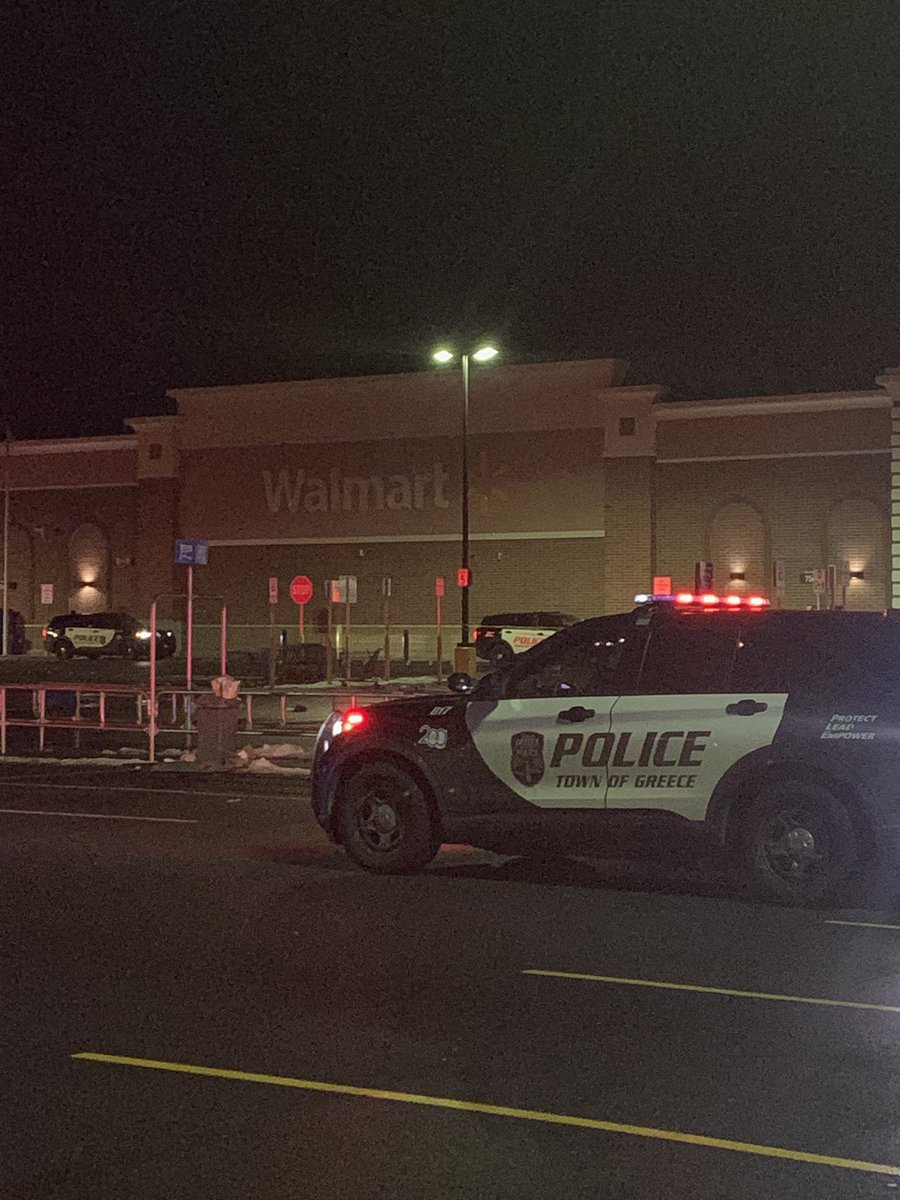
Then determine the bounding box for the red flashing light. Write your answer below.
[473,629,480,639]
[671,592,771,612]
[341,710,367,734]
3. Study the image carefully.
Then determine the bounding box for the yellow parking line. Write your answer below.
[826,920,900,931]
[72,1052,900,1177]
[523,969,900,1014]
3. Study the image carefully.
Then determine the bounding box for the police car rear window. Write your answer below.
[732,613,900,694]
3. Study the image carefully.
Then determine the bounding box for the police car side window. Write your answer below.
[638,619,739,694]
[506,621,642,698]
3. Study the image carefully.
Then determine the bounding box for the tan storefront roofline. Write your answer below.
[655,389,889,419]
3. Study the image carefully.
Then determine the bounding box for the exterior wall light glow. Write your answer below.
[729,571,746,581]
[850,570,865,580]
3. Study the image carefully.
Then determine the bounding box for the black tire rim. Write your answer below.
[761,807,827,882]
[355,782,404,853]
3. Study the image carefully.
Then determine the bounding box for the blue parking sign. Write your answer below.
[174,538,209,566]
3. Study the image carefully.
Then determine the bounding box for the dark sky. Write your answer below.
[6,1,900,438]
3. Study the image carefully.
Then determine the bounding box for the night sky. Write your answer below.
[6,1,900,439]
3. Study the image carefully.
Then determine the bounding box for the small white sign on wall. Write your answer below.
[40,583,54,606]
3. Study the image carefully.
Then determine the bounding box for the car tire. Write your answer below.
[488,640,514,669]
[337,760,439,874]
[734,779,859,905]
[54,639,74,660]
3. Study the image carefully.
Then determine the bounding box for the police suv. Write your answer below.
[312,593,900,904]
[43,612,177,660]
[474,611,579,668]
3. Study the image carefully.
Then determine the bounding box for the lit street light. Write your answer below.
[431,343,499,671]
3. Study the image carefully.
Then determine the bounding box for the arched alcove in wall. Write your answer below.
[68,523,109,613]
[826,497,888,610]
[708,501,767,593]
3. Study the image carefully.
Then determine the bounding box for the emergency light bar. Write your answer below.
[634,592,770,609]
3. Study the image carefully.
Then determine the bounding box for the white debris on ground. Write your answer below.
[245,758,311,776]
[250,742,308,759]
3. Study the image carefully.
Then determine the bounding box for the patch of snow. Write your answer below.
[251,742,307,759]
[245,759,311,776]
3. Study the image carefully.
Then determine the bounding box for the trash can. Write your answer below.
[195,694,240,767]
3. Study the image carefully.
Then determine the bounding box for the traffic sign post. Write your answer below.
[772,560,786,606]
[174,539,209,696]
[694,561,714,593]
[382,577,392,682]
[827,563,838,610]
[339,576,357,681]
[325,581,335,684]
[840,559,851,609]
[289,575,314,643]
[813,567,827,609]
[435,577,445,684]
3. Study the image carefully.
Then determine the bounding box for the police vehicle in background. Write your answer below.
[312,592,900,905]
[43,612,177,660]
[474,610,579,668]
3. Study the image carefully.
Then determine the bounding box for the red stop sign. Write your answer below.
[289,575,314,605]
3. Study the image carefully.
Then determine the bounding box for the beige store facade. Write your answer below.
[5,358,900,653]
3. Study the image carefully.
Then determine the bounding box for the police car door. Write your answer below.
[466,619,632,808]
[606,615,786,819]
[66,619,116,654]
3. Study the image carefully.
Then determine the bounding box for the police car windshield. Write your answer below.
[478,616,632,699]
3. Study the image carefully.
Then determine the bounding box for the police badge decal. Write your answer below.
[510,731,545,786]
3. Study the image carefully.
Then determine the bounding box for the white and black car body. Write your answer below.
[44,612,177,660]
[312,599,900,903]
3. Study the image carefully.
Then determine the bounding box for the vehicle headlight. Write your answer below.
[135,629,152,640]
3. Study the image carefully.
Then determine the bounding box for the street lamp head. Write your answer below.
[431,348,455,365]
[472,345,499,363]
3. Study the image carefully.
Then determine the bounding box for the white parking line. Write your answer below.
[0,808,197,824]
[825,920,900,931]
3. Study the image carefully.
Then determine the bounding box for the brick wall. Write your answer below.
[656,454,890,608]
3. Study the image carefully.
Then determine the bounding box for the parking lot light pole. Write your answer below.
[2,428,10,657]
[431,345,498,664]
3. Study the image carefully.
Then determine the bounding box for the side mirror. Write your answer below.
[448,671,476,694]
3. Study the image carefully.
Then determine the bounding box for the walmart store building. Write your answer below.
[7,357,900,652]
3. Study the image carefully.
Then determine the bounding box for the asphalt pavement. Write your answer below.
[4,763,900,1199]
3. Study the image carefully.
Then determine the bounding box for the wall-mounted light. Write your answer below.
[850,570,865,581]
[729,571,746,581]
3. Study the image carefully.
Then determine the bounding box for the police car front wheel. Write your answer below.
[736,780,858,905]
[337,761,439,874]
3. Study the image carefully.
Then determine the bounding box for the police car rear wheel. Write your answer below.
[338,761,438,874]
[737,781,858,905]
[55,639,74,659]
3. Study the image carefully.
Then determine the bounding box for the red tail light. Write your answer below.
[724,595,741,607]
[473,629,480,639]
[699,593,720,606]
[341,710,367,734]
[747,595,769,608]
[41,627,48,638]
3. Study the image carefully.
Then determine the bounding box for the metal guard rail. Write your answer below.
[0,683,310,763]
